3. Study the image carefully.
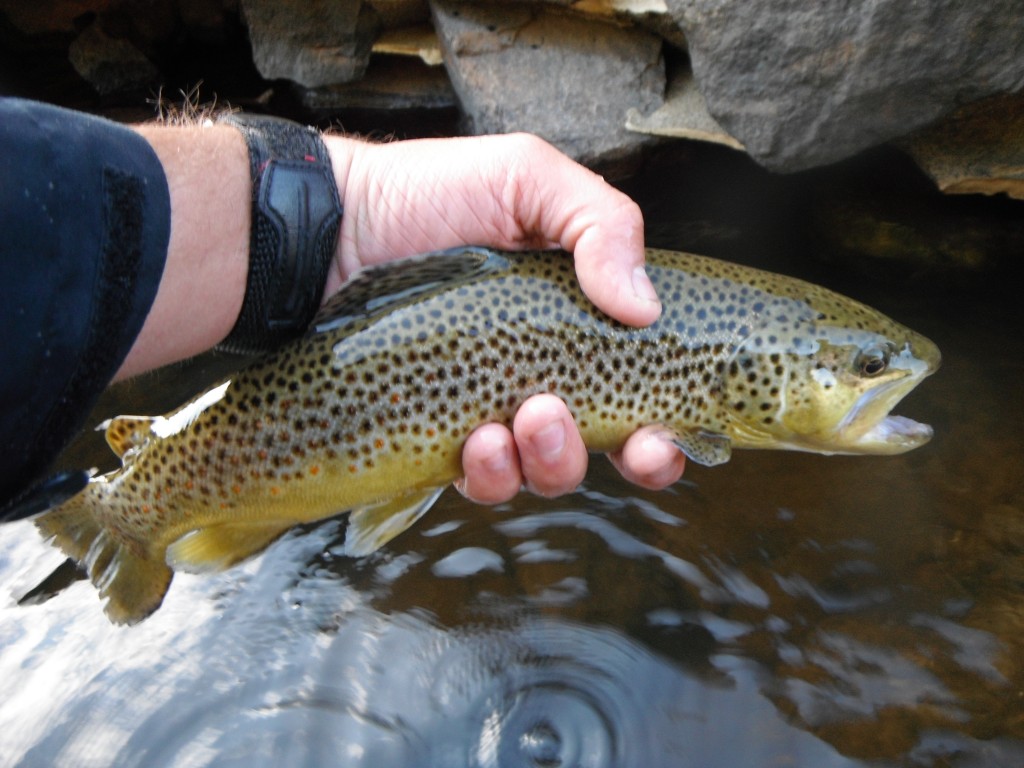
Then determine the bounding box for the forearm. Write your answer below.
[114,124,248,380]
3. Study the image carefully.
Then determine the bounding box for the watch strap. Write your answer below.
[218,113,342,354]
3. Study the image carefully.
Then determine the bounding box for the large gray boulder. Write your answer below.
[430,0,665,165]
[666,0,1024,171]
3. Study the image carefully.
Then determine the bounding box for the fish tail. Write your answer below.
[35,491,172,624]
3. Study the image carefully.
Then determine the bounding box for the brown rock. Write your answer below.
[625,64,743,151]
[901,93,1024,200]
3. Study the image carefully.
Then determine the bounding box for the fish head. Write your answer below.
[721,305,941,456]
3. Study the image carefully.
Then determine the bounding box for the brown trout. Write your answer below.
[36,247,940,623]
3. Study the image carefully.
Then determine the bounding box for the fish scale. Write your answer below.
[34,246,940,623]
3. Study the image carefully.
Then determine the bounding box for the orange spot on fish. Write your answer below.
[348,464,358,473]
[232,484,241,494]
[391,393,401,404]
[374,438,385,450]
[269,486,281,496]
[309,465,320,476]
[258,449,269,460]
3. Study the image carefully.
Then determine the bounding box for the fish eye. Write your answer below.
[855,344,892,377]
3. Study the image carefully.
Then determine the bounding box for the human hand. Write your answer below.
[325,132,685,502]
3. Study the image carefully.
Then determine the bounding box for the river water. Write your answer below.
[0,143,1021,767]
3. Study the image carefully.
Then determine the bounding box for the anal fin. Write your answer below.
[166,520,296,574]
[342,487,446,557]
[98,540,174,625]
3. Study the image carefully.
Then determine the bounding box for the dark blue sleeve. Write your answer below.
[0,98,170,510]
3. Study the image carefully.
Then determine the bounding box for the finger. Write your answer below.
[607,426,686,490]
[569,204,662,329]
[513,394,588,498]
[457,423,524,505]
[510,139,660,328]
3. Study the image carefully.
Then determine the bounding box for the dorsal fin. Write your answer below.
[99,416,157,459]
[311,246,509,335]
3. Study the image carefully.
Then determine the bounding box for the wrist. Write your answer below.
[320,133,363,298]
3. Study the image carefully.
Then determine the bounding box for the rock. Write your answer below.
[567,0,687,51]
[298,55,456,112]
[901,93,1024,200]
[665,0,1024,172]
[373,24,444,66]
[176,0,232,31]
[67,20,160,97]
[625,64,742,151]
[0,1,120,38]
[239,0,381,87]
[430,0,665,165]
[369,0,430,29]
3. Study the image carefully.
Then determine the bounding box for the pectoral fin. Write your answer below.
[671,429,733,466]
[166,520,297,573]
[342,487,446,557]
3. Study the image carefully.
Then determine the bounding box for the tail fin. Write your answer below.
[34,491,172,625]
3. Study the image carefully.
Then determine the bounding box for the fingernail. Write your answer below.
[632,266,659,304]
[530,419,566,461]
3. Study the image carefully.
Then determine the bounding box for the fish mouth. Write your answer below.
[836,376,935,454]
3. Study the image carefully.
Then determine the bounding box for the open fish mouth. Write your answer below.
[838,377,935,454]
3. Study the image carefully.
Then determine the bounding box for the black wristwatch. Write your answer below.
[218,113,343,354]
